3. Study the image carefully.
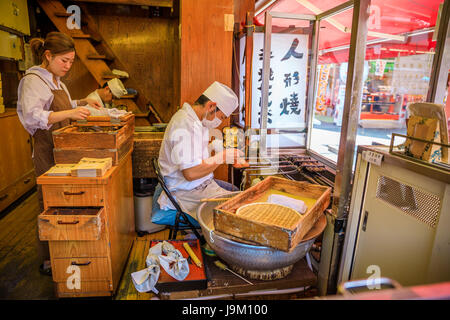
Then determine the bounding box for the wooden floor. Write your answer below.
[0,190,54,300]
[0,190,171,300]
[0,191,319,300]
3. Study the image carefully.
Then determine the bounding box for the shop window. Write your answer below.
[309,7,354,162]
[356,0,442,149]
[309,0,443,163]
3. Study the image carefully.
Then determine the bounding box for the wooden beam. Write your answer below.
[244,11,254,158]
[72,0,173,7]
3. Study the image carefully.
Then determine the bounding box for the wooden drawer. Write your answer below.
[56,280,112,297]
[15,170,35,198]
[0,184,17,212]
[0,170,35,212]
[49,229,109,258]
[42,185,104,207]
[52,257,111,282]
[38,207,104,241]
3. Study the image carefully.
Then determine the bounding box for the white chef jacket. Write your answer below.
[157,102,230,218]
[85,90,105,108]
[17,66,77,135]
[158,102,212,191]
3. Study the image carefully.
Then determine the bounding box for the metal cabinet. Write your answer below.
[0,0,30,35]
[338,146,450,287]
[0,29,22,60]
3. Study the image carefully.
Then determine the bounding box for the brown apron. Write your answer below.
[23,73,72,208]
[24,73,73,263]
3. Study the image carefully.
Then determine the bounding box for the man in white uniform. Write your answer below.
[154,81,243,223]
[84,78,127,108]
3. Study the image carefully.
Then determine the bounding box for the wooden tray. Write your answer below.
[73,113,135,127]
[213,176,331,252]
[151,239,208,293]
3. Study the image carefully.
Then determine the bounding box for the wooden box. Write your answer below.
[132,132,164,178]
[52,123,134,150]
[213,176,331,252]
[38,207,104,241]
[53,136,133,166]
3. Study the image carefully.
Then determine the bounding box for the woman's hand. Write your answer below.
[69,107,91,120]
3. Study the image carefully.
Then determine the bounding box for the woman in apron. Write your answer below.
[17,32,101,276]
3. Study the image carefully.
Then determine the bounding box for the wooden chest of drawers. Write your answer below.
[37,151,135,298]
[0,109,36,212]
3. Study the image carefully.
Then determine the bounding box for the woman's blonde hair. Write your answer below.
[30,32,75,65]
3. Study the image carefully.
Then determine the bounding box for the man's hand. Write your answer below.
[233,157,250,168]
[209,148,244,165]
[84,98,103,110]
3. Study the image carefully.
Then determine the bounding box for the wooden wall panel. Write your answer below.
[62,57,99,101]
[89,4,180,122]
[180,0,234,104]
[180,0,234,182]
[234,0,255,27]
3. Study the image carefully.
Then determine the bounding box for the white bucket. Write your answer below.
[134,194,166,234]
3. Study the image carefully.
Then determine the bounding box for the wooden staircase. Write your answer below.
[37,0,164,124]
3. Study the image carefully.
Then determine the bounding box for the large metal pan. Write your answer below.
[197,192,327,272]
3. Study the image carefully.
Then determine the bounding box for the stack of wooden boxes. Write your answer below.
[52,114,135,165]
[37,115,135,297]
[132,131,164,178]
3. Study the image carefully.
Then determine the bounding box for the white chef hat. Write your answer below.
[107,78,128,98]
[202,81,238,117]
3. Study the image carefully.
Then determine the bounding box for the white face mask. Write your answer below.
[202,110,222,128]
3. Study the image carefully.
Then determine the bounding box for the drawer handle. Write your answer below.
[24,178,31,184]
[71,261,91,266]
[57,220,79,225]
[63,191,85,196]
[0,194,8,201]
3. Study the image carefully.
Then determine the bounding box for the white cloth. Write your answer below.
[203,81,238,117]
[131,240,163,294]
[148,241,189,281]
[17,66,77,135]
[83,104,130,118]
[267,194,308,214]
[131,265,160,294]
[131,240,195,293]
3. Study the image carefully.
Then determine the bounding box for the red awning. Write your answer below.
[256,0,442,63]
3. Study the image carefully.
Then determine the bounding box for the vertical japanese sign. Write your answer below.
[239,33,309,129]
[254,33,308,129]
